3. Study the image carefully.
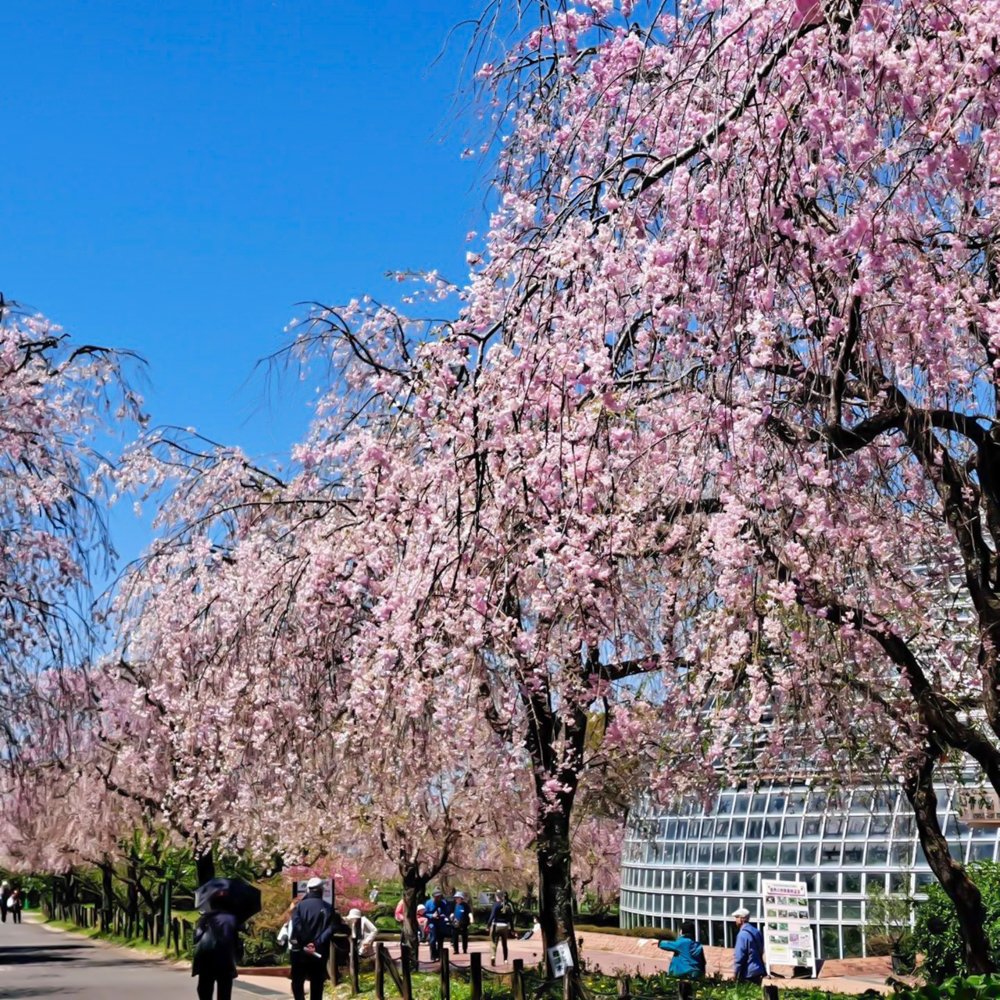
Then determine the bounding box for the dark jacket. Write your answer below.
[424,897,452,926]
[292,891,334,960]
[487,899,515,929]
[453,902,472,927]
[658,935,706,979]
[192,911,240,980]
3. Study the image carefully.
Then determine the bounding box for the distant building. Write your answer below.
[619,780,995,959]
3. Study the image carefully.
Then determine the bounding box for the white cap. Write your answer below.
[732,907,751,918]
[455,891,465,899]
[307,877,323,890]
[348,908,362,919]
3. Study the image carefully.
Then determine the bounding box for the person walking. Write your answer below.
[424,888,452,962]
[192,905,241,1000]
[451,892,472,954]
[732,907,766,985]
[0,881,9,924]
[486,892,515,966]
[290,877,333,1000]
[658,921,706,979]
[9,889,22,924]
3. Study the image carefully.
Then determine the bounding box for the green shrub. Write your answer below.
[914,861,1000,981]
[893,974,1000,1000]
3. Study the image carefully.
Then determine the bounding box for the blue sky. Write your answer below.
[0,1,489,562]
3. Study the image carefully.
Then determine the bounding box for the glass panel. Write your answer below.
[734,794,750,815]
[808,791,828,812]
[803,818,822,837]
[684,896,695,914]
[711,897,725,915]
[769,794,787,814]
[781,846,797,866]
[712,845,726,864]
[662,844,675,862]
[751,794,768,813]
[820,901,839,918]
[851,792,872,814]
[915,873,935,890]
[727,872,741,892]
[869,816,891,837]
[677,820,689,838]
[698,872,709,890]
[685,872,696,889]
[697,896,709,915]
[843,872,862,894]
[745,845,760,865]
[718,795,734,815]
[800,844,818,865]
[846,817,868,838]
[747,820,763,839]
[867,844,888,865]
[728,845,743,864]
[762,845,779,864]
[891,843,913,867]
[820,925,840,959]
[821,843,842,865]
[711,872,724,891]
[824,816,844,837]
[864,874,886,891]
[764,819,782,839]
[716,820,731,838]
[783,817,801,837]
[843,902,862,920]
[894,815,915,838]
[744,873,758,893]
[731,819,746,838]
[890,873,909,894]
[787,793,807,814]
[710,921,724,947]
[698,845,710,864]
[843,844,864,865]
[843,925,863,958]
[970,841,996,861]
[701,820,715,839]
[820,874,839,894]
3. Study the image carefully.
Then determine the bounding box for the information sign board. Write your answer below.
[957,789,1000,827]
[547,941,574,978]
[760,878,817,977]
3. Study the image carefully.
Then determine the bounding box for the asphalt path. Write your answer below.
[0,917,283,999]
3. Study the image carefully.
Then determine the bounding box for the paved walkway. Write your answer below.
[6,916,286,997]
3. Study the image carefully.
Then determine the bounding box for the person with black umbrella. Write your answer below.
[290,876,333,1000]
[192,878,261,1000]
[192,893,241,1000]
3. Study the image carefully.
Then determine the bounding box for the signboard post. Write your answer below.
[760,878,817,977]
[292,878,335,906]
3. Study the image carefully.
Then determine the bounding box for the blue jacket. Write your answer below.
[658,935,706,979]
[734,923,766,980]
[424,897,452,926]
[453,902,472,927]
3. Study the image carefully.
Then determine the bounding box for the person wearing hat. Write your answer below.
[658,921,706,980]
[451,891,472,954]
[423,887,453,962]
[732,907,765,985]
[290,877,333,1000]
[0,881,9,924]
[347,907,379,957]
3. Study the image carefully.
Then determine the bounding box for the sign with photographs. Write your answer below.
[957,788,1000,827]
[760,877,817,976]
[292,879,335,906]
[547,941,575,978]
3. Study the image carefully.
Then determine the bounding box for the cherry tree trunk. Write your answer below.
[905,753,995,974]
[537,809,579,973]
[400,867,427,971]
[100,862,114,932]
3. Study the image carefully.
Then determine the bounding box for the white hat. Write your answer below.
[454,891,465,899]
[307,877,323,890]
[348,908,362,920]
[732,907,751,918]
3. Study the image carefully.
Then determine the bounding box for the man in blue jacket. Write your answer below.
[732,907,766,985]
[658,921,706,979]
[290,878,333,1000]
[424,888,452,962]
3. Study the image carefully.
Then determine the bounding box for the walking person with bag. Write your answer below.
[486,892,515,966]
[290,877,333,1000]
[192,905,241,1000]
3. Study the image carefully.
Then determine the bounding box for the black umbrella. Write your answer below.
[195,877,262,924]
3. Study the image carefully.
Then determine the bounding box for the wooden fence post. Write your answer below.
[440,942,450,1000]
[349,934,360,995]
[618,976,631,1000]
[470,951,482,1000]
[400,944,413,1000]
[376,942,387,1000]
[513,959,525,1000]
[329,937,339,987]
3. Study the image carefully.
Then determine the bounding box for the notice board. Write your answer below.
[760,877,817,976]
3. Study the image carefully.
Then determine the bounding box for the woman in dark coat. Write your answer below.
[192,908,241,1000]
